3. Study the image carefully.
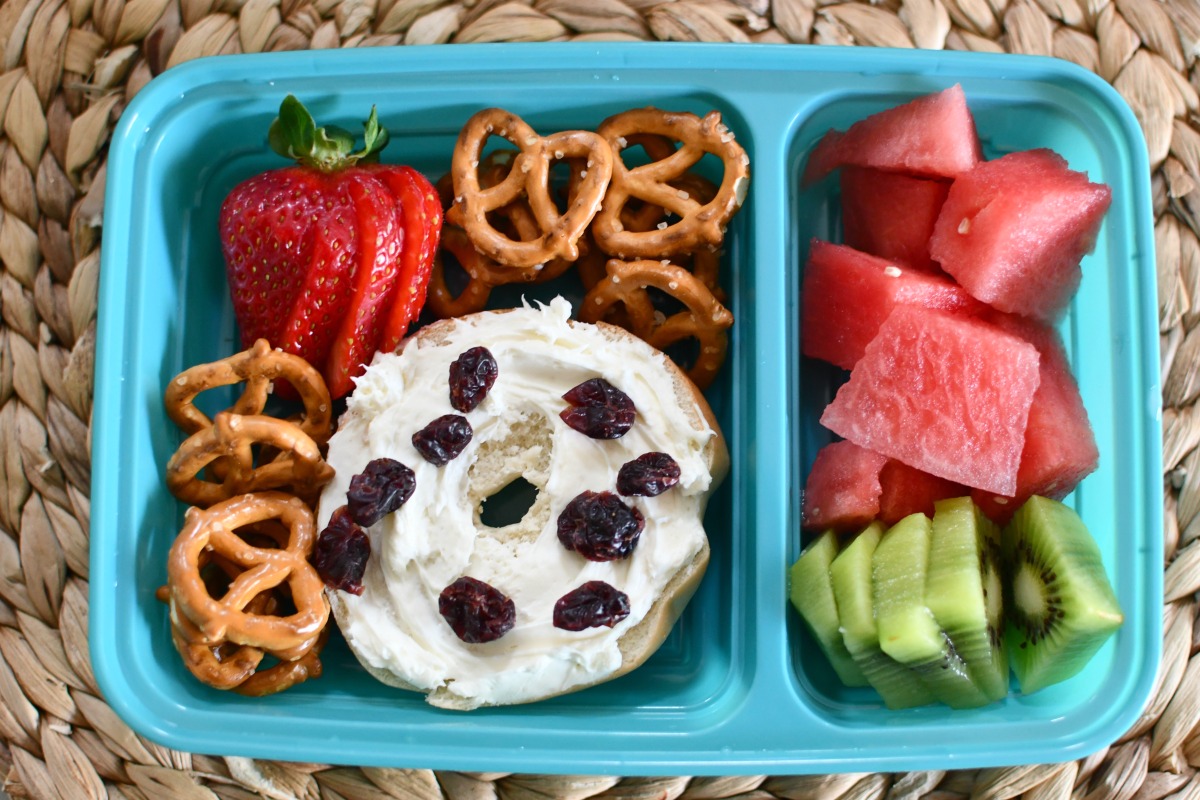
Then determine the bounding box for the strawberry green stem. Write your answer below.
[267,95,390,172]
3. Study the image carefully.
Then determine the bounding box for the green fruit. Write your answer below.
[829,522,934,709]
[873,513,991,709]
[789,530,869,687]
[927,497,1009,702]
[1003,496,1123,694]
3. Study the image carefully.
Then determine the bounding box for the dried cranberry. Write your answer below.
[553,581,631,631]
[313,506,371,595]
[347,458,415,527]
[617,452,681,497]
[560,378,636,439]
[412,414,473,465]
[557,490,644,561]
[438,576,515,643]
[449,346,498,412]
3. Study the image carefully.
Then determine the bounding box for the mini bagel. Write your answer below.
[317,298,727,709]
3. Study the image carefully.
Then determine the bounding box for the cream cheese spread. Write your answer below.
[317,297,720,708]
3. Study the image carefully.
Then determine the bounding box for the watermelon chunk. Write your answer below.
[930,149,1112,322]
[802,440,888,532]
[820,305,1041,497]
[878,460,968,525]
[802,240,986,370]
[802,85,983,184]
[972,315,1099,523]
[841,166,950,271]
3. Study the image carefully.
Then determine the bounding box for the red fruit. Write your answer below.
[971,314,1098,523]
[801,440,888,532]
[372,165,443,352]
[877,460,967,525]
[801,240,985,371]
[930,148,1112,322]
[840,166,949,271]
[820,306,1041,497]
[803,85,982,184]
[219,96,443,398]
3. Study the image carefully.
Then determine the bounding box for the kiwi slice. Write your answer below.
[829,522,934,709]
[789,530,869,687]
[873,513,991,709]
[926,497,1009,702]
[1004,495,1123,694]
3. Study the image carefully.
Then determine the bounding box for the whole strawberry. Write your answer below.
[220,96,442,398]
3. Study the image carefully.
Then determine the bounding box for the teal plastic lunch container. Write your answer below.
[91,42,1160,775]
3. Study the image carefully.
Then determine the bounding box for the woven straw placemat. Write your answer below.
[0,0,1197,796]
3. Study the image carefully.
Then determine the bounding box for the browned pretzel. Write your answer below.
[580,259,734,389]
[233,626,328,697]
[592,108,749,259]
[447,108,613,269]
[164,338,332,446]
[162,521,327,696]
[165,412,334,507]
[171,598,329,696]
[461,150,578,286]
[170,595,268,690]
[167,492,329,661]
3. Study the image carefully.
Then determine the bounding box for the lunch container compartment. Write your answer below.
[92,43,1161,775]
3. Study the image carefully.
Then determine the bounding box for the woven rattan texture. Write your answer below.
[0,0,1197,796]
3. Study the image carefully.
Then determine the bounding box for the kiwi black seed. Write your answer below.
[1002,495,1123,694]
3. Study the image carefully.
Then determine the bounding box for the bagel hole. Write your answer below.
[468,412,553,542]
[479,476,540,529]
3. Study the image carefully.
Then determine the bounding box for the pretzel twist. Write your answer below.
[165,412,334,507]
[168,493,330,660]
[447,108,613,269]
[431,153,579,319]
[164,338,332,445]
[580,259,734,390]
[170,596,267,689]
[592,108,750,259]
[171,599,329,696]
[233,627,327,696]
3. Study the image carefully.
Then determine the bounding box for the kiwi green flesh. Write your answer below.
[789,530,869,688]
[1004,495,1124,695]
[830,523,934,709]
[927,497,1010,702]
[874,513,992,709]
